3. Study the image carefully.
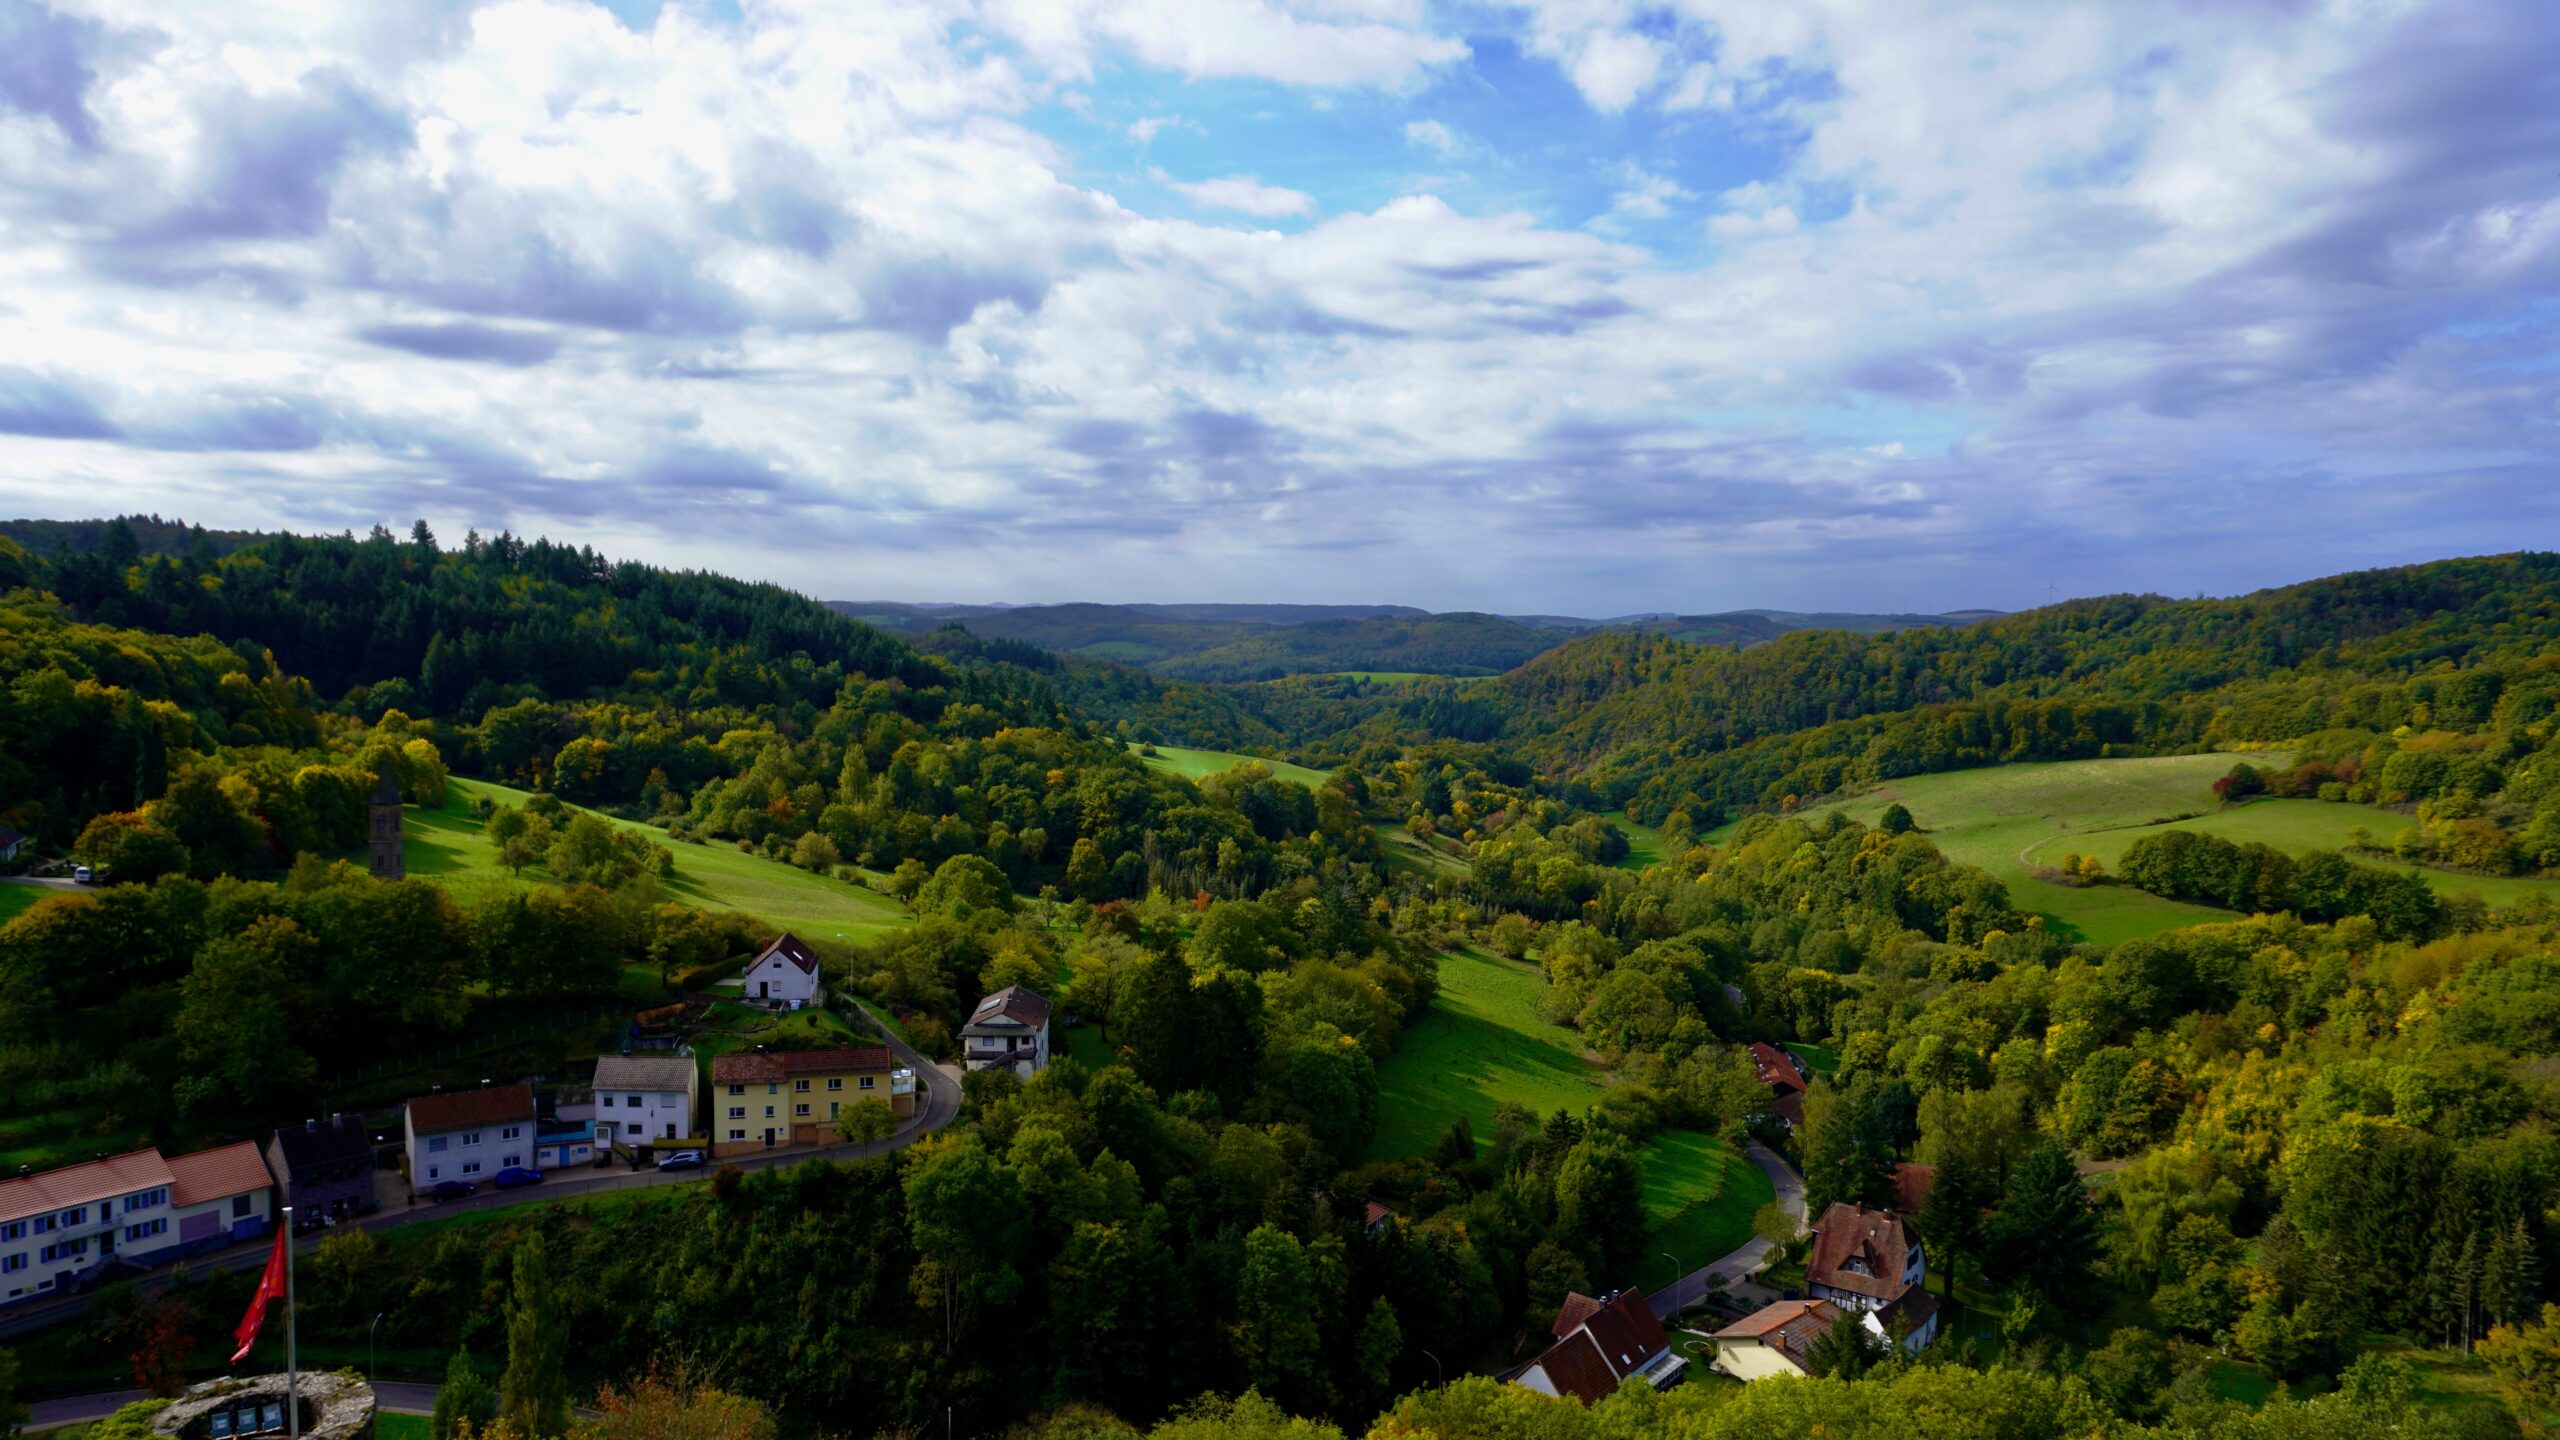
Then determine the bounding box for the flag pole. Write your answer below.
[283,1206,299,1440]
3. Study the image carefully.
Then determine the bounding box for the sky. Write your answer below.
[0,0,2553,615]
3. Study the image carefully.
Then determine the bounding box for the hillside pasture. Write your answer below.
[1608,815,1665,870]
[406,777,913,942]
[1128,742,1333,788]
[1371,947,1760,1287]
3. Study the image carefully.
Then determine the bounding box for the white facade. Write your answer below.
[592,1055,699,1148]
[743,950,822,1009]
[962,987,1053,1077]
[403,1086,537,1186]
[1,1145,273,1306]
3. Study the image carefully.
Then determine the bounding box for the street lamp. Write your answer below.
[1661,1250,1685,1318]
[368,1311,384,1380]
[1419,1349,1442,1387]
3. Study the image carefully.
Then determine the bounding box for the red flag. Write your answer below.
[231,1228,288,1363]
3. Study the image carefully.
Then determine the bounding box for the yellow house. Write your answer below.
[1710,1298,1846,1381]
[708,1046,913,1157]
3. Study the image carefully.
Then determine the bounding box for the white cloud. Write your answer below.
[1164,173,1318,217]
[1402,118,1457,154]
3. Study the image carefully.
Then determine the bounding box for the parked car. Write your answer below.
[425,1180,477,1203]
[72,866,93,884]
[656,1150,705,1170]
[492,1166,544,1189]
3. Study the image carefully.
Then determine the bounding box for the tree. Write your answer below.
[73,812,188,884]
[173,914,318,1115]
[2481,1303,2560,1427]
[1805,1309,1885,1379]
[582,1372,776,1440]
[1065,837,1108,902]
[1234,1224,1324,1402]
[1553,1132,1646,1283]
[433,1349,500,1440]
[0,1348,24,1440]
[1062,935,1141,1043]
[1992,1140,2097,1310]
[1879,802,1917,835]
[834,1097,897,1146]
[499,1237,571,1438]
[1802,1083,1895,1216]
[1916,1140,1998,1287]
[789,831,839,873]
[916,854,1014,918]
[1354,1297,1404,1402]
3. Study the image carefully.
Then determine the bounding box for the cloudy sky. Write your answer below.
[0,0,2552,613]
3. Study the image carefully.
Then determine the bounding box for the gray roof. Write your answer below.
[965,985,1052,1031]
[592,1055,699,1094]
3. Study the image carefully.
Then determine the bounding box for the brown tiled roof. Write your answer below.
[1551,1290,1604,1336]
[166,1141,275,1207]
[750,933,820,975]
[1581,1290,1671,1375]
[1807,1202,1918,1303]
[711,1046,893,1085]
[1772,1091,1805,1129]
[1714,1298,1844,1374]
[967,985,1051,1029]
[1881,1284,1942,1337]
[0,1150,177,1226]
[1363,1201,1394,1229]
[1527,1331,1619,1405]
[1749,1042,1807,1094]
[407,1083,536,1135]
[1893,1161,1937,1214]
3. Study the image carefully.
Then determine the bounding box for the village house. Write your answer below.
[1507,1289,1688,1403]
[534,1119,596,1170]
[404,1083,537,1190]
[1803,1202,1940,1352]
[961,985,1052,1076]
[1709,1298,1849,1380]
[0,1142,274,1305]
[709,1047,914,1157]
[741,933,824,1010]
[591,1054,701,1155]
[265,1115,376,1230]
[1749,1042,1810,1130]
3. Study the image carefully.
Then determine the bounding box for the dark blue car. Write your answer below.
[492,1166,544,1189]
[425,1180,477,1203]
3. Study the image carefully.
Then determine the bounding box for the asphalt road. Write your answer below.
[0,1010,962,1347]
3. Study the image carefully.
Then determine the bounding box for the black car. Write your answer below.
[425,1180,477,1203]
[492,1166,544,1189]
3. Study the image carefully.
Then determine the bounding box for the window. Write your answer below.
[0,1222,21,1242]
[827,1078,843,1091]
[601,1096,614,1108]
[462,1131,482,1146]
[60,1207,85,1227]
[728,1106,745,1119]
[627,1095,642,1108]
[501,1126,521,1140]
[502,1155,520,1168]
[232,1195,254,1218]
[766,1084,779,1095]
[460,1161,482,1176]
[794,1104,810,1117]
[727,1129,745,1141]
[40,1239,86,1263]
[32,1215,52,1235]
[426,1166,439,1180]
[727,1083,744,1096]
[762,1106,775,1118]
[859,1076,875,1090]
[0,1255,22,1274]
[426,1136,448,1154]
[828,1102,840,1118]
[124,1218,167,1242]
[794,1079,810,1092]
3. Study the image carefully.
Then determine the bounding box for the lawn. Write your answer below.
[378,1414,435,1438]
[1320,671,1431,684]
[0,882,44,925]
[689,1001,865,1088]
[1371,948,1757,1289]
[1721,755,2560,944]
[1128,742,1333,788]
[407,777,912,943]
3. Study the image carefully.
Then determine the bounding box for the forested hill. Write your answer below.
[1373,552,2560,823]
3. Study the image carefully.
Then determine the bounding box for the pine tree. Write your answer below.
[1991,1140,2096,1310]
[499,1237,571,1438]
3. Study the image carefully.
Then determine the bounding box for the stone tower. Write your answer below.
[368,769,404,880]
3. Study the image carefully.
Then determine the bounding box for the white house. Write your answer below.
[742,933,824,1010]
[404,1083,536,1189]
[1510,1290,1688,1403]
[962,986,1052,1076]
[591,1054,700,1152]
[0,1143,274,1306]
[1804,1202,1940,1352]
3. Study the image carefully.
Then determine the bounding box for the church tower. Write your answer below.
[368,770,405,880]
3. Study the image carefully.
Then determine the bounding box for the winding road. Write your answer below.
[1645,1140,1805,1319]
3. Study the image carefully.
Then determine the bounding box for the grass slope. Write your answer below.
[1128,742,1333,788]
[407,777,912,942]
[1748,755,2560,943]
[1372,948,1762,1289]
[1608,816,1665,871]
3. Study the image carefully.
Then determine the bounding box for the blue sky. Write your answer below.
[0,0,2552,613]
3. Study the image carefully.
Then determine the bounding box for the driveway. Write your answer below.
[0,1007,960,1346]
[1646,1140,1805,1319]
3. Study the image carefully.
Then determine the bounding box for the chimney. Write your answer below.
[481,1078,493,1088]
[306,1118,317,1133]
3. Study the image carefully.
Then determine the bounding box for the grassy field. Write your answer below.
[1609,815,1665,870]
[1720,754,2560,943]
[1321,671,1431,683]
[688,1000,866,1087]
[0,882,45,925]
[408,777,912,942]
[1128,742,1333,788]
[1371,948,1759,1288]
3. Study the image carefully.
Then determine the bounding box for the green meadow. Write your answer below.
[405,776,914,943]
[1735,754,2560,943]
[1371,947,1766,1287]
[1127,741,1334,788]
[1608,815,1665,870]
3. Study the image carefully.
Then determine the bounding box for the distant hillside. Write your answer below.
[832,598,1992,679]
[1,513,275,560]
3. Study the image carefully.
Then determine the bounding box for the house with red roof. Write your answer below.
[1804,1202,1940,1352]
[1506,1289,1688,1404]
[709,1045,913,1156]
[1709,1297,1847,1380]
[1748,1042,1808,1095]
[743,932,824,1010]
[0,1141,274,1306]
